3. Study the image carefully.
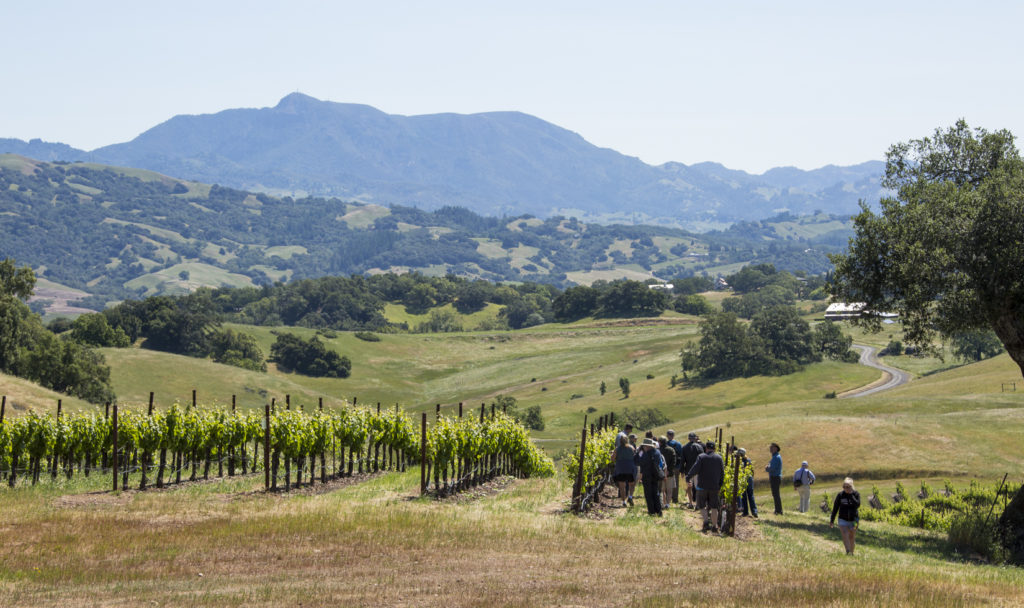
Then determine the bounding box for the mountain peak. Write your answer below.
[275,92,322,112]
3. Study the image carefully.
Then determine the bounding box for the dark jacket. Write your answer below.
[686,452,725,493]
[681,440,704,472]
[638,447,665,481]
[831,490,861,524]
[667,439,685,466]
[660,445,677,474]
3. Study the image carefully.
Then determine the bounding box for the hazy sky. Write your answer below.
[2,1,1021,173]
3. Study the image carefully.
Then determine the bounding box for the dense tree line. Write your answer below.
[718,264,826,319]
[680,307,856,381]
[552,280,670,321]
[98,290,266,372]
[0,258,115,403]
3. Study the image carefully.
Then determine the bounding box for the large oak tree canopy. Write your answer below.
[830,121,1024,377]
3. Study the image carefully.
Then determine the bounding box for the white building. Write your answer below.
[825,302,898,321]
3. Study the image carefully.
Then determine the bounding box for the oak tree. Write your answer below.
[831,121,1024,377]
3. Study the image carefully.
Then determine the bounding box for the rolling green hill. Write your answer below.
[13,317,1006,485]
[3,317,1022,607]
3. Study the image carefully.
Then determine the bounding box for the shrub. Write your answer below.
[269,333,351,378]
[619,407,669,430]
[885,340,903,356]
[523,405,545,431]
[354,331,380,342]
[949,511,1004,562]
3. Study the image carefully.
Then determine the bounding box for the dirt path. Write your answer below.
[838,344,911,398]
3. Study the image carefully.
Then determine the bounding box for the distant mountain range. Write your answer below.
[0,93,885,229]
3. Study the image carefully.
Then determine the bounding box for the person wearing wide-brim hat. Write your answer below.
[638,438,666,516]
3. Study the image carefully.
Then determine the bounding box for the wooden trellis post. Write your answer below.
[571,415,588,513]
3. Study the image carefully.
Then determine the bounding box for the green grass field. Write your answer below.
[123,262,254,296]
[2,318,1023,606]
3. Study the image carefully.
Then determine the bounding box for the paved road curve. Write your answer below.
[840,344,911,398]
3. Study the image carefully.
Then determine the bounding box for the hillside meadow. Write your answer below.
[2,319,1023,606]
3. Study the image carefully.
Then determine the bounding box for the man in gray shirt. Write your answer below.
[686,440,725,533]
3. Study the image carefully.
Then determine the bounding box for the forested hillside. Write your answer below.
[0,155,851,312]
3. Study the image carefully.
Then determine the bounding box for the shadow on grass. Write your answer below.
[758,516,956,561]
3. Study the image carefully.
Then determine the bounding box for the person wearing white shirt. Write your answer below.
[793,461,816,513]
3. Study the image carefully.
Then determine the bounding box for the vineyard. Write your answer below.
[854,478,1020,532]
[0,393,553,495]
[420,406,555,496]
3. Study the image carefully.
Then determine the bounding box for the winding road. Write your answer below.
[839,344,912,398]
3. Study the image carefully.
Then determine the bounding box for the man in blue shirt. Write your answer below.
[765,442,783,515]
[665,430,685,505]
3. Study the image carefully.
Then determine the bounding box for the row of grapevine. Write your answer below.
[419,410,555,496]
[854,478,1021,532]
[566,414,618,512]
[0,394,418,492]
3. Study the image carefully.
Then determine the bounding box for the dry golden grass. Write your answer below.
[0,470,1021,607]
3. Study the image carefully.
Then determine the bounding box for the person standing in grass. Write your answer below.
[665,430,685,504]
[638,438,666,516]
[628,434,639,506]
[830,477,861,555]
[765,443,783,515]
[612,434,636,508]
[686,440,725,532]
[658,436,677,509]
[737,448,757,518]
[793,461,816,513]
[681,432,705,508]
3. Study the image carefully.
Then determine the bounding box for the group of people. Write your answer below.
[612,426,727,530]
[611,427,862,553]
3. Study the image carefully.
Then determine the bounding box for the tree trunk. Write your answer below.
[994,312,1024,378]
[1000,484,1024,566]
[157,448,166,488]
[8,453,18,487]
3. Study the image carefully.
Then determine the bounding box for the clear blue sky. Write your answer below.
[2,1,1021,173]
